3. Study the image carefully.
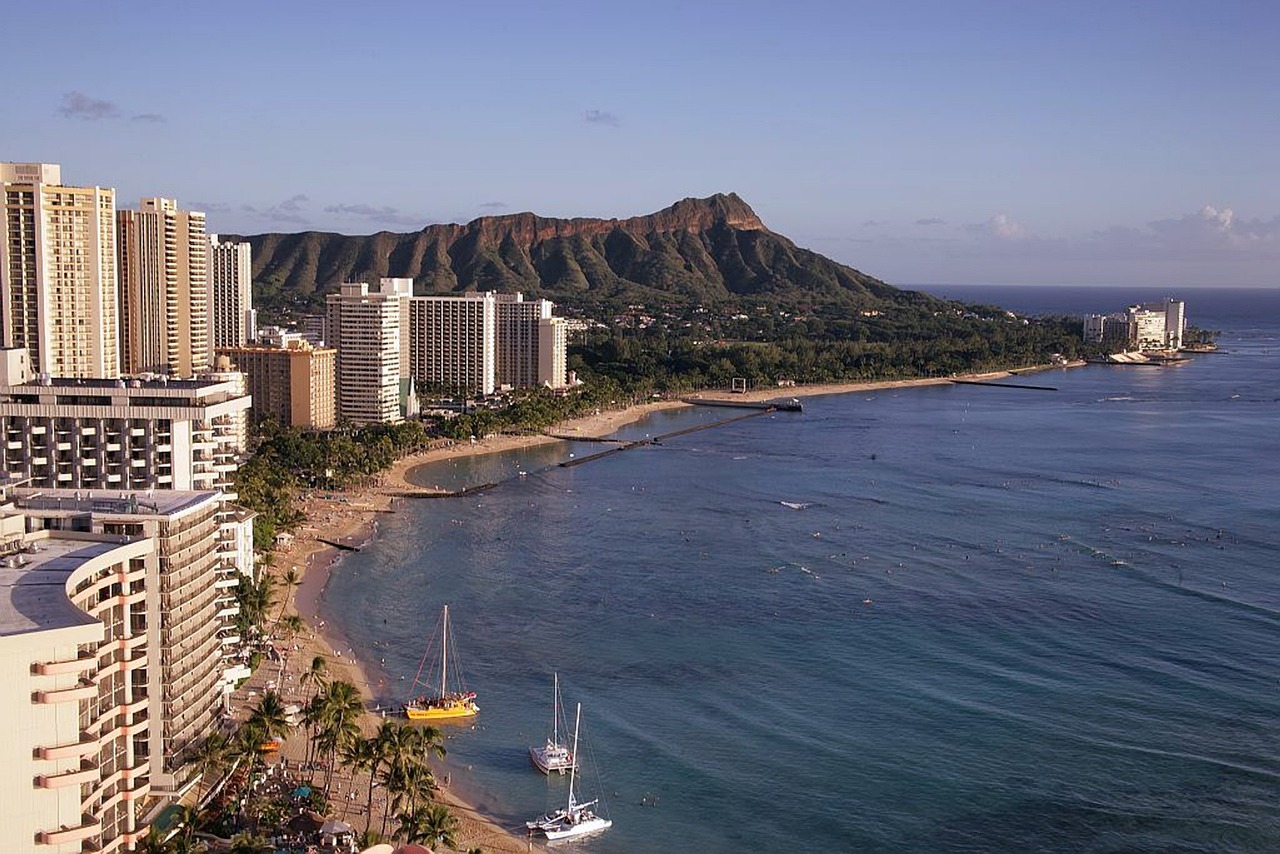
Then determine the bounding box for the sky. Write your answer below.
[4,0,1278,287]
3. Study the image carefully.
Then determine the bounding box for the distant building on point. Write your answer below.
[1084,298,1186,352]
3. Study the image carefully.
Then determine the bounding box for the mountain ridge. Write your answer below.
[233,193,915,313]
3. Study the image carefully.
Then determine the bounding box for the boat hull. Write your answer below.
[403,699,478,721]
[530,744,575,775]
[542,817,612,840]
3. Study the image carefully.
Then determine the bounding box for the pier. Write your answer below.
[316,537,362,552]
[950,379,1059,391]
[559,408,779,468]
[681,396,804,412]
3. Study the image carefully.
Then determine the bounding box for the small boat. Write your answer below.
[526,703,612,840]
[529,673,576,775]
[402,605,479,721]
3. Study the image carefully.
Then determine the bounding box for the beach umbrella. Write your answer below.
[360,846,395,854]
[393,845,434,854]
[321,818,354,835]
[291,785,312,797]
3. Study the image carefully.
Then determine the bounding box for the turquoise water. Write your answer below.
[325,288,1280,852]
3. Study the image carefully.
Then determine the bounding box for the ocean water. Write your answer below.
[324,287,1280,852]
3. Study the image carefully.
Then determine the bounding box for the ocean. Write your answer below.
[324,286,1280,852]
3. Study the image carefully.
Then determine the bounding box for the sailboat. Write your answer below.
[529,673,576,775]
[402,605,478,721]
[526,703,612,840]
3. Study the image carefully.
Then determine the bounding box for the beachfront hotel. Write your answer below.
[0,482,228,851]
[116,199,210,378]
[208,235,256,349]
[1,163,120,379]
[217,328,337,429]
[0,347,254,700]
[409,290,497,396]
[325,282,404,425]
[0,348,250,494]
[494,292,569,390]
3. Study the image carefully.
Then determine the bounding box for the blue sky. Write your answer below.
[5,0,1278,287]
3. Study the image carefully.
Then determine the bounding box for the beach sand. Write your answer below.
[233,364,1080,849]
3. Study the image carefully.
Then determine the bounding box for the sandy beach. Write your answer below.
[234,364,1079,849]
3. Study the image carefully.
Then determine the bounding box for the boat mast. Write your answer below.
[552,672,560,747]
[567,702,581,811]
[440,605,449,699]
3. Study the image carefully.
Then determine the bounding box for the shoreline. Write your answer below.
[252,362,1084,849]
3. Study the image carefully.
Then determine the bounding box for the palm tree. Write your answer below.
[135,829,175,854]
[301,654,329,699]
[373,727,440,839]
[397,803,458,849]
[272,566,300,627]
[316,680,364,790]
[189,731,230,803]
[339,735,378,823]
[228,832,272,853]
[246,690,292,744]
[278,613,305,641]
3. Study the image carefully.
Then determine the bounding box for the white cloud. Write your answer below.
[966,213,1026,240]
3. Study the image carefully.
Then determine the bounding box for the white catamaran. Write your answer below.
[526,703,612,840]
[529,673,576,775]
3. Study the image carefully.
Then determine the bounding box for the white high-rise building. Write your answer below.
[209,235,255,348]
[0,162,120,378]
[1126,299,1186,351]
[538,315,569,389]
[409,291,496,396]
[0,348,250,493]
[117,198,210,377]
[326,283,403,425]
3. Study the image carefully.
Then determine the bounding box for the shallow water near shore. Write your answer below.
[324,288,1280,852]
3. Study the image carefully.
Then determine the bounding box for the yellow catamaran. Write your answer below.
[402,604,479,721]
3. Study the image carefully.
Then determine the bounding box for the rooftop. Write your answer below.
[13,487,220,519]
[0,535,133,636]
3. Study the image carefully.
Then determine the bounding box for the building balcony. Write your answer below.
[34,678,98,704]
[34,650,96,676]
[35,758,99,788]
[36,731,101,760]
[37,815,100,846]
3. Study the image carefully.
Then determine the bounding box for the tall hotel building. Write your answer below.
[0,348,249,494]
[410,291,497,396]
[218,327,337,429]
[0,483,228,851]
[117,199,210,377]
[494,292,568,390]
[325,283,403,425]
[0,347,253,712]
[0,162,120,379]
[208,235,255,349]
